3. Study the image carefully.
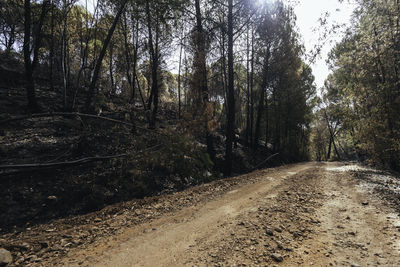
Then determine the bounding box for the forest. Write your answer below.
[0,0,399,236]
[314,0,400,171]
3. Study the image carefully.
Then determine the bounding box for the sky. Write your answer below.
[286,0,357,89]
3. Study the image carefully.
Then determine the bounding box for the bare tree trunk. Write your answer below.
[265,95,269,147]
[131,19,139,102]
[122,14,133,102]
[23,0,37,111]
[109,43,115,95]
[177,34,183,119]
[49,0,55,91]
[136,76,147,112]
[324,110,340,159]
[71,0,95,110]
[23,0,49,112]
[245,25,250,146]
[224,0,235,176]
[254,46,270,150]
[151,22,160,128]
[145,1,160,128]
[194,0,215,164]
[249,29,255,147]
[85,0,128,111]
[61,1,69,109]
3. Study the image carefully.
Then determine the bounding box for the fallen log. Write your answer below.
[0,112,161,134]
[251,153,279,171]
[0,154,127,170]
[0,144,162,174]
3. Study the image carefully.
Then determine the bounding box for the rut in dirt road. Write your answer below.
[55,162,400,267]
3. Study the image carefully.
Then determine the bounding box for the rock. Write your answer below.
[25,255,38,262]
[47,195,57,201]
[0,248,12,266]
[362,201,369,206]
[39,241,49,248]
[94,218,102,222]
[271,253,283,262]
[265,228,274,236]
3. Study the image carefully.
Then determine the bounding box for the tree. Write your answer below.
[85,0,129,111]
[23,0,50,111]
[326,0,400,170]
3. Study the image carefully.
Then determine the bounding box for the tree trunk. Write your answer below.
[131,20,139,102]
[194,0,215,165]
[254,47,270,150]
[109,44,115,95]
[249,30,255,147]
[23,0,48,112]
[122,14,133,100]
[177,35,183,119]
[224,0,235,176]
[49,0,55,91]
[23,0,33,107]
[324,111,340,159]
[245,25,250,146]
[61,2,69,109]
[151,22,160,128]
[85,0,128,111]
[327,134,332,160]
[145,1,159,128]
[71,0,94,110]
[265,95,269,147]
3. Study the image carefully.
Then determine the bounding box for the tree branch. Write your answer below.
[0,112,162,134]
[0,154,127,171]
[251,153,279,171]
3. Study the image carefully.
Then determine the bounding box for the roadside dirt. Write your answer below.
[2,162,400,266]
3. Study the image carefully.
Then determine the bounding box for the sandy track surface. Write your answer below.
[3,162,400,266]
[55,162,400,266]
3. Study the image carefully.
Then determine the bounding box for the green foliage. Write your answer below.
[325,0,400,170]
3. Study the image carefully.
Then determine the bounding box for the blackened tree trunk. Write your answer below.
[249,30,255,147]
[85,0,128,111]
[109,43,115,95]
[121,14,138,103]
[49,0,55,91]
[177,34,183,119]
[254,47,270,150]
[224,0,235,176]
[265,95,269,147]
[194,0,216,164]
[324,110,340,159]
[327,135,332,160]
[151,24,160,128]
[245,25,250,145]
[145,1,160,128]
[23,0,49,112]
[61,2,69,108]
[131,20,139,102]
[122,14,133,100]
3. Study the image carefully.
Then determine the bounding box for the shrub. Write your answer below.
[127,128,214,196]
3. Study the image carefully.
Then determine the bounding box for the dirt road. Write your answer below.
[52,162,399,266]
[3,162,400,266]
